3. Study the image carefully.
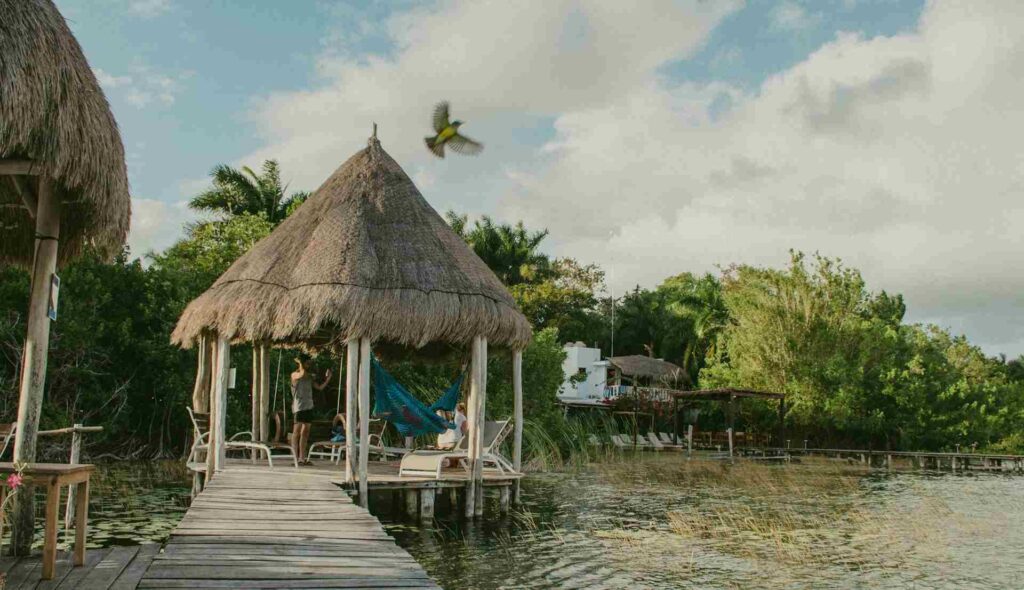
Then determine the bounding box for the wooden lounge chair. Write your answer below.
[187,407,298,468]
[308,417,411,463]
[398,419,512,479]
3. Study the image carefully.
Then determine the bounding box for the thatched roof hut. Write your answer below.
[172,135,532,350]
[609,355,684,383]
[0,0,130,267]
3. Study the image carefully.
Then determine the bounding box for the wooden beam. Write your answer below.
[205,339,218,485]
[251,345,260,461]
[7,175,37,219]
[191,334,211,413]
[475,337,488,517]
[512,349,523,504]
[259,344,270,442]
[213,335,230,472]
[11,177,60,555]
[0,159,40,176]
[357,338,371,508]
[344,337,359,483]
[464,336,481,518]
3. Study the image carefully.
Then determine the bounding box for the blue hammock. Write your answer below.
[371,359,465,438]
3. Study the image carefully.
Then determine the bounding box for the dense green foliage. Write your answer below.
[1,163,1022,458]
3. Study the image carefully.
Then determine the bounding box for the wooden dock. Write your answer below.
[1,545,161,589]
[742,446,1024,472]
[138,468,439,589]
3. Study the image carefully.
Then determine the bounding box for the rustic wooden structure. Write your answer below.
[140,468,440,588]
[670,388,786,457]
[1,0,130,554]
[0,545,160,589]
[172,131,531,518]
[0,463,93,580]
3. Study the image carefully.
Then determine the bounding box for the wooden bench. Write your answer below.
[0,463,93,580]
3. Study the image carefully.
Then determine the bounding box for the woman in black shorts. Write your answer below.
[290,354,331,465]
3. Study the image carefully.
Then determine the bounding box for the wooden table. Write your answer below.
[0,463,93,580]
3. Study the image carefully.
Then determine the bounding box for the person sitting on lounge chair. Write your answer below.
[436,403,467,450]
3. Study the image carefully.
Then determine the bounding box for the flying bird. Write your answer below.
[424,101,483,158]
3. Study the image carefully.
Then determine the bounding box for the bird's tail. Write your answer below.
[425,136,444,158]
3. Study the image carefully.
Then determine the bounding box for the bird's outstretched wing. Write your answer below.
[448,133,483,156]
[432,102,450,133]
[425,136,445,158]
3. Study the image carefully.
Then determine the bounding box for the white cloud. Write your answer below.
[128,198,195,257]
[94,63,190,109]
[128,0,171,19]
[506,1,1024,355]
[240,0,1024,356]
[93,68,131,88]
[771,1,820,31]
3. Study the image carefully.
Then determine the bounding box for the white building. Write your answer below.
[557,342,610,407]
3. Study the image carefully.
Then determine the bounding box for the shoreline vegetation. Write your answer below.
[2,160,1023,462]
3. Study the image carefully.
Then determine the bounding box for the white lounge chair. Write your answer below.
[187,407,298,468]
[398,419,513,478]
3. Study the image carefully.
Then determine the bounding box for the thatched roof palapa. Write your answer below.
[0,0,130,267]
[609,355,684,382]
[172,135,532,350]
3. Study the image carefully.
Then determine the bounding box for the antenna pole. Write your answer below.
[372,122,377,138]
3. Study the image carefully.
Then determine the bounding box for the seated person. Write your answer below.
[436,403,468,450]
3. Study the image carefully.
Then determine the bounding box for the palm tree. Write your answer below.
[445,212,550,286]
[189,160,309,224]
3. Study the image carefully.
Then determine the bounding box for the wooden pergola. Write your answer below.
[173,132,531,517]
[670,388,786,452]
[1,0,130,555]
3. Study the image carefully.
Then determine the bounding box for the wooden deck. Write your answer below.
[0,545,161,590]
[138,468,439,589]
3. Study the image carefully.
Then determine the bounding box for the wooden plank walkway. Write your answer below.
[138,469,439,589]
[0,544,161,590]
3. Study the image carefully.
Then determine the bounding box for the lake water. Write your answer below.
[8,458,1023,589]
[378,456,1024,589]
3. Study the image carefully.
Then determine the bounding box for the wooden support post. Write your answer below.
[512,349,523,504]
[213,335,230,472]
[357,338,371,507]
[449,488,459,512]
[886,454,893,470]
[259,344,270,442]
[251,346,261,461]
[404,490,418,519]
[344,338,359,483]
[11,178,59,556]
[686,424,693,457]
[474,338,488,517]
[727,428,734,458]
[465,336,483,518]
[499,486,510,514]
[205,338,218,485]
[673,396,680,446]
[192,334,211,413]
[419,489,435,523]
[42,478,59,579]
[64,424,82,531]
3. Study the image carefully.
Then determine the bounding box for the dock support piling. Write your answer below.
[404,490,418,519]
[499,486,510,514]
[419,489,435,523]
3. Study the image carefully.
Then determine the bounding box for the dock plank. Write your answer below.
[139,468,439,590]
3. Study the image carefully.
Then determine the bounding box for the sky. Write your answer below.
[55,0,1024,357]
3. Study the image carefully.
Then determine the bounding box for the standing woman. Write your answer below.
[291,354,331,465]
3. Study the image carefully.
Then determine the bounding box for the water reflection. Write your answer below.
[379,456,1024,589]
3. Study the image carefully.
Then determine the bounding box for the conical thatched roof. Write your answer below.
[172,137,532,350]
[0,0,130,267]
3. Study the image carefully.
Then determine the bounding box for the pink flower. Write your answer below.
[6,473,23,489]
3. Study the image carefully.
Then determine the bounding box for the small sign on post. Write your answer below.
[47,274,60,320]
